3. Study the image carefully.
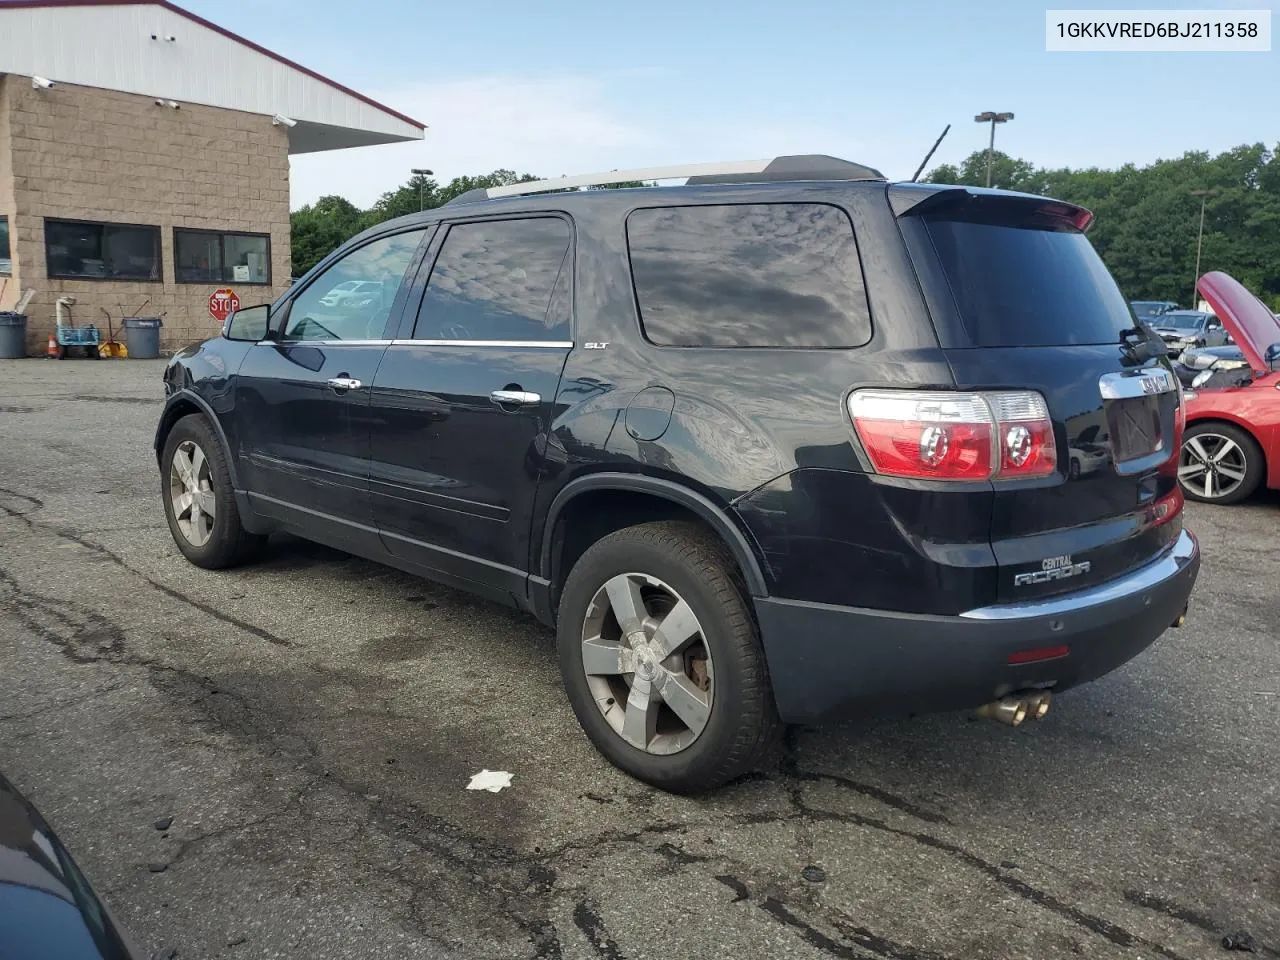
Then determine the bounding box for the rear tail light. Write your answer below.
[847,389,1057,481]
[1146,486,1183,527]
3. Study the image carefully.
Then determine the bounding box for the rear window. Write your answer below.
[919,218,1133,348]
[627,203,871,348]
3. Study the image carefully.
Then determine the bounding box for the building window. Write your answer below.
[175,229,271,285]
[0,216,11,275]
[45,219,162,282]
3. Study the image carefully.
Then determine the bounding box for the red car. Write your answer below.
[1178,272,1280,504]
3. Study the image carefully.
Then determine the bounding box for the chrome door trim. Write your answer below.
[254,339,574,348]
[391,339,574,348]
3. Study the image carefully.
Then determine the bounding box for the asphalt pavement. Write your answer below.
[0,358,1276,960]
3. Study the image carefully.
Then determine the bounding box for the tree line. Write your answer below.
[290,169,644,278]
[290,144,1280,310]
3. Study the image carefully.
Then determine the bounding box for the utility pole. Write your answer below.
[411,168,434,211]
[1190,188,1218,308]
[973,112,1014,187]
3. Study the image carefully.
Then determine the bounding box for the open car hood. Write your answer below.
[1196,271,1280,372]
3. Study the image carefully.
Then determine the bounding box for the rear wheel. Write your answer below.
[556,521,779,793]
[1178,422,1264,505]
[161,414,265,568]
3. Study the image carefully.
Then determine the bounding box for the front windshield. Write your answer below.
[1158,313,1204,331]
[1131,302,1165,319]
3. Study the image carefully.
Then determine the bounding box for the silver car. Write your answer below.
[1148,310,1229,357]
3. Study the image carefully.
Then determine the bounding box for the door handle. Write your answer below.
[490,389,541,406]
[327,376,363,391]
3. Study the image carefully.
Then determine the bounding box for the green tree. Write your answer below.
[290,170,654,279]
[289,195,365,277]
[924,150,1040,191]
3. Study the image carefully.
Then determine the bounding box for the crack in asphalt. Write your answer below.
[1124,890,1280,960]
[0,487,291,647]
[572,901,627,959]
[0,484,1253,960]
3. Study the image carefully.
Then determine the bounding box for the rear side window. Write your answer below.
[627,203,871,348]
[917,217,1133,348]
[414,217,571,342]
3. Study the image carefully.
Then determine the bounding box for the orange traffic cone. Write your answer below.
[46,333,59,359]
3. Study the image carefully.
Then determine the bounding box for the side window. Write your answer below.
[626,203,871,348]
[413,218,571,342]
[284,230,426,342]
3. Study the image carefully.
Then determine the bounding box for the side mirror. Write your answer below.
[1265,343,1280,372]
[223,304,270,342]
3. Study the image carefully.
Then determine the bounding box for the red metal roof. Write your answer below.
[1,0,426,130]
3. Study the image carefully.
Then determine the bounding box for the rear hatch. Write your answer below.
[893,186,1184,603]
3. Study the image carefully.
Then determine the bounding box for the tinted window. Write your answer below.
[0,216,10,274]
[414,218,571,341]
[921,218,1133,347]
[45,220,161,281]
[175,229,270,284]
[627,204,870,348]
[284,230,426,341]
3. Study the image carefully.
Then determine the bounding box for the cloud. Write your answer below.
[287,71,913,209]
[288,74,657,209]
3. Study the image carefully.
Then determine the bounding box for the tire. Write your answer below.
[160,413,265,568]
[1179,422,1265,505]
[556,521,780,793]
[1068,457,1081,480]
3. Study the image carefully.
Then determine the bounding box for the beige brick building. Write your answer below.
[0,0,424,353]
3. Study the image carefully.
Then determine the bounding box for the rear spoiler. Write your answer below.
[889,184,1095,233]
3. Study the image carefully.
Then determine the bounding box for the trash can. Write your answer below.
[0,312,27,359]
[122,317,163,359]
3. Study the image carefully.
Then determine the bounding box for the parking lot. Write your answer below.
[0,358,1276,960]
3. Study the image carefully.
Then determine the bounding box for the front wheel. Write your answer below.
[161,414,265,568]
[1178,422,1265,505]
[556,521,779,794]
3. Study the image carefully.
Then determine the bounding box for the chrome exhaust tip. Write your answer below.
[1024,691,1052,720]
[1171,607,1188,628]
[976,697,1028,727]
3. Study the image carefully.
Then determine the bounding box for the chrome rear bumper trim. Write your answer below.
[960,529,1197,621]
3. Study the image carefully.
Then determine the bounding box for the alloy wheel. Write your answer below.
[1179,432,1248,500]
[580,572,714,756]
[168,439,217,546]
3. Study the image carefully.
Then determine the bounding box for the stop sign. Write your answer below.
[208,287,240,323]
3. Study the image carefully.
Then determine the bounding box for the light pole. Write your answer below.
[411,168,434,211]
[973,112,1014,187]
[1190,188,1218,308]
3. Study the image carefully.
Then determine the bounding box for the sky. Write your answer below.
[178,0,1277,210]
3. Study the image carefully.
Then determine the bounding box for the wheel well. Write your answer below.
[155,398,203,463]
[548,489,745,603]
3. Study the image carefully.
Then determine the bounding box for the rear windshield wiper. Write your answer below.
[1119,326,1168,366]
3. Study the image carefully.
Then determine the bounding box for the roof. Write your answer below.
[0,0,425,154]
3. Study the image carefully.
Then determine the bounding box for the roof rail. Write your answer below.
[446,155,885,204]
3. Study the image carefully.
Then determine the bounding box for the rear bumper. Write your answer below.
[754,529,1200,723]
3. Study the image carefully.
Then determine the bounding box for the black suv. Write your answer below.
[155,156,1200,793]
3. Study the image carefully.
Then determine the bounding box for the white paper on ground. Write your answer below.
[466,769,513,793]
